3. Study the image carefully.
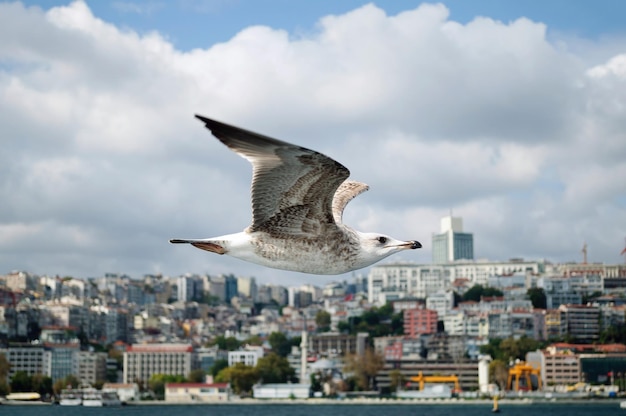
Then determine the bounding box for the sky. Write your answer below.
[1,0,626,286]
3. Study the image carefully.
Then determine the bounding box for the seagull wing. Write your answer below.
[332,180,369,224]
[196,115,350,236]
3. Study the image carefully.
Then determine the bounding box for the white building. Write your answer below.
[228,345,264,367]
[368,260,544,305]
[426,291,455,317]
[165,382,230,402]
[253,383,311,399]
[123,344,193,388]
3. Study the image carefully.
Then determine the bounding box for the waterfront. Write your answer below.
[2,401,626,416]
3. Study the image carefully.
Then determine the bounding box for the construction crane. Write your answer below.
[507,362,542,391]
[409,372,461,392]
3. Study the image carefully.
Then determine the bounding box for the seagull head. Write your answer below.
[356,232,422,264]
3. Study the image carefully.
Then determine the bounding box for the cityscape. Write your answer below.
[1,215,626,403]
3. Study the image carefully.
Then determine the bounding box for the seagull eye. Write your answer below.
[377,236,387,244]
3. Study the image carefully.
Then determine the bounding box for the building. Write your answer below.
[165,382,230,402]
[368,259,544,305]
[426,291,455,317]
[123,344,193,388]
[404,308,438,337]
[77,351,107,386]
[228,345,264,367]
[2,344,46,380]
[559,304,601,342]
[377,358,479,391]
[253,383,310,399]
[432,216,474,263]
[102,383,140,402]
[309,332,369,357]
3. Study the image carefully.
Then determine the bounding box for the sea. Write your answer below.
[2,402,625,416]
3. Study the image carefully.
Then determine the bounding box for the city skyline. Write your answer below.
[1,1,625,285]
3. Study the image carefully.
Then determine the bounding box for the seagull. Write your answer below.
[170,115,421,275]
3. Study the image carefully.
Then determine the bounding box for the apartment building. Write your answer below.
[404,308,438,337]
[559,304,601,342]
[123,344,193,388]
[1,344,46,380]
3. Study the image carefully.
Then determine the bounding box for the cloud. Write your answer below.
[0,1,625,284]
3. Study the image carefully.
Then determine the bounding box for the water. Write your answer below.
[3,402,624,416]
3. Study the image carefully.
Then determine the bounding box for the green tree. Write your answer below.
[389,369,405,392]
[11,371,32,392]
[463,285,503,302]
[148,374,185,400]
[31,373,53,398]
[0,352,10,382]
[315,310,331,332]
[256,353,296,383]
[52,374,79,396]
[268,332,292,357]
[242,335,263,346]
[527,288,547,309]
[600,323,626,344]
[212,335,242,351]
[339,303,404,339]
[215,363,259,395]
[188,369,206,383]
[210,358,229,377]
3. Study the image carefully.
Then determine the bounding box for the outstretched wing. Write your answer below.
[332,180,369,224]
[196,115,350,237]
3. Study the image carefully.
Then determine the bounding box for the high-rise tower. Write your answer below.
[432,215,474,263]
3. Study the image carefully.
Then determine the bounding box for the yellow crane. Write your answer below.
[507,362,542,391]
[409,371,461,393]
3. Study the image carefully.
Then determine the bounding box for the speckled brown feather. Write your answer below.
[195,115,355,238]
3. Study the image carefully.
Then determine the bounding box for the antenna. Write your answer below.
[581,242,587,264]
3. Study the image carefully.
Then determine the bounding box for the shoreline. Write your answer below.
[124,397,623,406]
[2,397,622,406]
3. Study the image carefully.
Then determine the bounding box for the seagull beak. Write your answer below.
[392,240,422,250]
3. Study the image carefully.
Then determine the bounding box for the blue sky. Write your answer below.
[19,0,626,50]
[1,1,625,283]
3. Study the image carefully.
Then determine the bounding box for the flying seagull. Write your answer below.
[170,115,421,275]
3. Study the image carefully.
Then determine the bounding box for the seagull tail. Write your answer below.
[169,238,227,255]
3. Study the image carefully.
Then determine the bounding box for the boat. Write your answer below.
[6,392,42,402]
[59,389,82,406]
[492,395,500,413]
[82,389,121,407]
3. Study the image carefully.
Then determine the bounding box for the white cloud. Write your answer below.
[0,1,625,283]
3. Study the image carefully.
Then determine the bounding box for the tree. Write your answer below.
[268,332,292,357]
[148,374,185,399]
[463,285,503,302]
[242,335,263,346]
[215,363,259,395]
[0,352,10,380]
[212,335,241,351]
[11,371,32,393]
[527,288,546,309]
[0,353,8,396]
[489,359,509,391]
[210,358,229,377]
[256,353,296,383]
[389,369,406,392]
[315,310,331,332]
[52,374,79,396]
[343,348,384,391]
[188,369,206,383]
[31,373,53,398]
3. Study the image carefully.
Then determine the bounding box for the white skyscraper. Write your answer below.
[432,215,474,263]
